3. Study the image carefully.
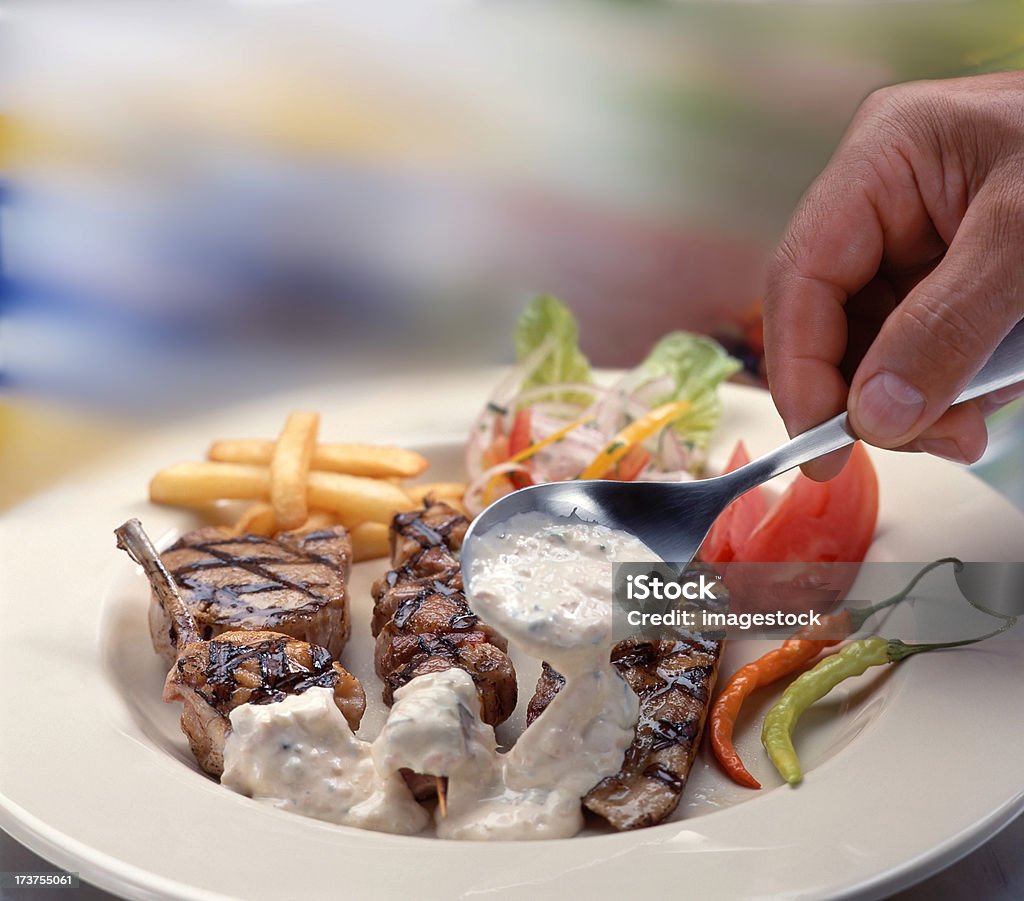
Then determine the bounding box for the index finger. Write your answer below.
[763,158,888,479]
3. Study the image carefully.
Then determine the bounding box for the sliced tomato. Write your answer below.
[611,445,651,482]
[507,409,533,488]
[699,441,768,564]
[508,409,532,457]
[737,441,878,563]
[728,441,879,611]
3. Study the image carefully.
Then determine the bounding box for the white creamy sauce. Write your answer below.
[222,687,429,835]
[222,512,659,840]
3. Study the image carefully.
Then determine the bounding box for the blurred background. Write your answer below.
[1,5,1024,894]
[1,0,1023,508]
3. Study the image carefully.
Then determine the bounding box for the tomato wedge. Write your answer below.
[737,441,878,564]
[700,441,767,564]
[507,409,532,457]
[727,441,879,611]
[507,410,534,488]
[611,444,651,482]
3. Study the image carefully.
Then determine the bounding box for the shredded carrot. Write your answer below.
[481,413,595,505]
[509,414,594,464]
[579,400,691,479]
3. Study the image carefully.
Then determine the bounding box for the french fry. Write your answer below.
[349,521,391,562]
[208,439,428,479]
[295,509,337,533]
[206,439,272,466]
[230,502,277,537]
[150,462,270,507]
[306,470,415,524]
[405,481,467,506]
[313,443,428,479]
[270,411,319,531]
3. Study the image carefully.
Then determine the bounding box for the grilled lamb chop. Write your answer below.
[167,629,365,777]
[150,526,352,665]
[117,519,365,778]
[371,503,517,728]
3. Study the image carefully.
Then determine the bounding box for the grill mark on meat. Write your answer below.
[197,635,340,709]
[643,763,684,792]
[301,529,344,542]
[449,612,478,630]
[409,518,444,547]
[393,596,424,629]
[150,526,354,664]
[117,519,365,780]
[525,566,725,831]
[176,538,333,605]
[372,502,516,729]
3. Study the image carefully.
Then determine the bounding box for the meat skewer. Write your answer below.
[116,519,365,777]
[371,502,518,728]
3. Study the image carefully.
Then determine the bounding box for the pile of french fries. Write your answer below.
[149,410,466,562]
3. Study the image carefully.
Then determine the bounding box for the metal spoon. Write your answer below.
[462,319,1024,570]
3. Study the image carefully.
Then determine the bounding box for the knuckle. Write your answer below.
[857,84,903,119]
[987,174,1024,233]
[765,230,808,308]
[770,234,801,280]
[897,291,985,371]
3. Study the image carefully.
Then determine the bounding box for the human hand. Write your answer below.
[763,72,1024,480]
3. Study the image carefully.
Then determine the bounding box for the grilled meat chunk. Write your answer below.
[389,504,468,568]
[165,629,365,777]
[372,502,517,728]
[150,526,353,664]
[526,662,566,726]
[370,562,464,637]
[527,636,721,830]
[584,636,720,830]
[379,633,516,727]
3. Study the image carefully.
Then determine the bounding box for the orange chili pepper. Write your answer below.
[709,558,960,789]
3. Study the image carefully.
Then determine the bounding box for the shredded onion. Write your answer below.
[465,338,562,480]
[464,461,534,516]
[466,373,706,507]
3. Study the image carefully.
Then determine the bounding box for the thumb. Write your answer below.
[847,177,1024,448]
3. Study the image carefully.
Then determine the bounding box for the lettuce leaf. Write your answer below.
[514,294,593,390]
[618,331,741,448]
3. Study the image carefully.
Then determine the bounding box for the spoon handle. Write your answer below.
[955,318,1024,403]
[726,318,1024,497]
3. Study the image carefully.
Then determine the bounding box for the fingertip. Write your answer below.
[903,403,989,465]
[848,370,927,448]
[799,447,853,482]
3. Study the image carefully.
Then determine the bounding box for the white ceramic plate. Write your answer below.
[2,376,1023,901]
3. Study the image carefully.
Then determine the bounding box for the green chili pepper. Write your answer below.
[762,616,1018,786]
